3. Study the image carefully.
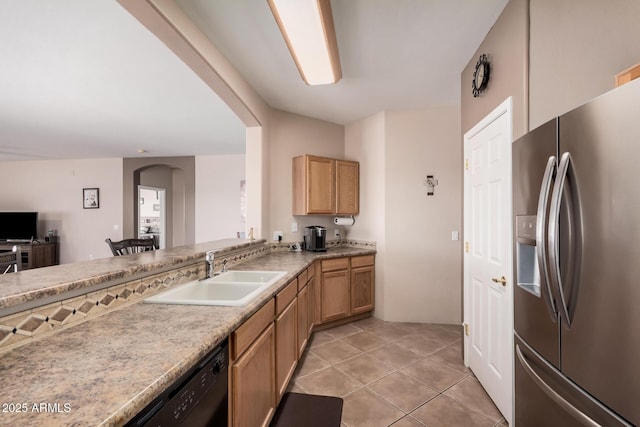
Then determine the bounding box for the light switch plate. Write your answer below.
[291,222,298,232]
[451,231,459,241]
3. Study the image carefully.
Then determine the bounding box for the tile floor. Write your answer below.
[287,317,508,427]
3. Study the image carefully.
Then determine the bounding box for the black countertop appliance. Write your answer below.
[304,226,326,252]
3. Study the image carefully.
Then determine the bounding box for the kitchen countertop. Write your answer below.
[0,239,261,313]
[0,245,375,426]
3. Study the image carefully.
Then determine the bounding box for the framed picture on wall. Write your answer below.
[83,188,100,209]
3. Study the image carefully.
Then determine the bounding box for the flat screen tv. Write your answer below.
[0,212,38,242]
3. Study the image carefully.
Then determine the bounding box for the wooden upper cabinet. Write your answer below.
[293,155,359,215]
[336,160,359,215]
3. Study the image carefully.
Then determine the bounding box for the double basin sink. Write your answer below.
[144,270,287,307]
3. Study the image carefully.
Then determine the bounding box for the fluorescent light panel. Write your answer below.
[268,0,342,85]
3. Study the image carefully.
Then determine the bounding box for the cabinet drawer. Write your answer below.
[351,255,374,268]
[232,299,275,359]
[321,257,349,272]
[276,279,298,315]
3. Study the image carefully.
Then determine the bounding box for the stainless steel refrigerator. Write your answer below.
[513,78,640,426]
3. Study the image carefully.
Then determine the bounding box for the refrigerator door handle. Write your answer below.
[549,152,574,326]
[516,344,601,427]
[536,156,558,319]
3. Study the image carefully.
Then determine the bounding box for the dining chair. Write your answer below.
[105,237,158,256]
[0,246,22,274]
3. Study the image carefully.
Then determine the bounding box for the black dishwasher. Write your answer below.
[127,339,228,427]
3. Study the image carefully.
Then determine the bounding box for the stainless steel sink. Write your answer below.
[144,271,287,307]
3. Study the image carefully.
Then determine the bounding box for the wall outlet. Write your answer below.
[273,231,283,241]
[291,222,298,232]
[334,229,340,238]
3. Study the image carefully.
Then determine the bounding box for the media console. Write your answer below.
[0,241,59,270]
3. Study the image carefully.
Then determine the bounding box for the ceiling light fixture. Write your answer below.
[268,0,342,85]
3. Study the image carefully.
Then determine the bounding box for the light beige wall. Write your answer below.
[384,107,462,323]
[246,126,269,240]
[345,112,387,316]
[529,0,640,129]
[461,0,529,139]
[268,109,345,243]
[345,107,461,324]
[0,158,123,263]
[195,154,246,242]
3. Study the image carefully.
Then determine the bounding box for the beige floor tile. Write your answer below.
[367,343,423,369]
[444,377,504,422]
[308,330,338,347]
[411,395,496,427]
[294,366,362,397]
[369,371,438,413]
[341,387,404,427]
[390,416,426,427]
[294,351,330,378]
[393,333,448,357]
[285,380,305,393]
[324,323,363,339]
[400,357,468,392]
[418,326,461,346]
[290,319,503,427]
[350,316,385,330]
[367,323,414,342]
[434,323,462,334]
[427,343,469,374]
[335,353,394,385]
[311,339,363,364]
[341,331,388,352]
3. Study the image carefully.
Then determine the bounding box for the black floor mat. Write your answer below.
[269,392,343,427]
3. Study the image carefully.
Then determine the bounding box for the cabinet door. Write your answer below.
[276,299,298,401]
[336,160,359,215]
[351,265,375,314]
[307,156,335,214]
[320,269,350,322]
[307,276,315,336]
[297,284,309,357]
[232,323,276,427]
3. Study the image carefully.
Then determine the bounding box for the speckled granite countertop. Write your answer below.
[0,239,264,313]
[0,245,374,427]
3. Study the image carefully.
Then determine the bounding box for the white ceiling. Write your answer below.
[0,0,508,162]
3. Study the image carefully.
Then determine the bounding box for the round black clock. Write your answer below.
[472,54,490,97]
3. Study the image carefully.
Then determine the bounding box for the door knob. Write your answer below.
[491,276,507,286]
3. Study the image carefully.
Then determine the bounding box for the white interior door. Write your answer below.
[463,98,513,424]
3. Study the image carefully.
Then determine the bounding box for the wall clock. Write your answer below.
[472,54,490,97]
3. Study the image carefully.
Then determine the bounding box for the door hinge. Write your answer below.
[465,158,469,170]
[465,241,470,253]
[464,323,470,336]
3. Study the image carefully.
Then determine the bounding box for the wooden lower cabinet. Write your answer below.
[320,269,350,322]
[297,284,309,357]
[318,255,375,324]
[307,274,315,337]
[350,255,375,315]
[231,323,276,427]
[275,299,298,401]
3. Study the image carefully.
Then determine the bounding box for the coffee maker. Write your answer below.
[304,226,327,252]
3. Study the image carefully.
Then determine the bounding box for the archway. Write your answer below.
[123,157,196,248]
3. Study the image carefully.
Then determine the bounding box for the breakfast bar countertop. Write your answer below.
[0,243,375,427]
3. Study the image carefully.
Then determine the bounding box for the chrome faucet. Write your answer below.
[205,251,215,278]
